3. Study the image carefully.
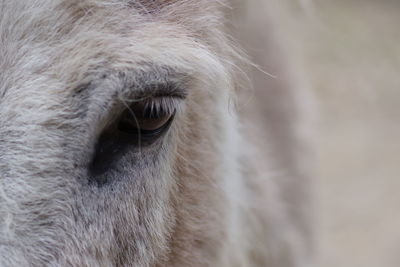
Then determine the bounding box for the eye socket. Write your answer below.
[89,98,176,181]
[117,99,175,141]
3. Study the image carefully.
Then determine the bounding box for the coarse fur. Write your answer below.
[0,0,313,266]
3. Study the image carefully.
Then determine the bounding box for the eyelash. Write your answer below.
[138,97,181,118]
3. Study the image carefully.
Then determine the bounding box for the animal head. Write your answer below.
[0,1,243,266]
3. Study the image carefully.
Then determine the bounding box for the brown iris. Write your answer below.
[118,100,174,136]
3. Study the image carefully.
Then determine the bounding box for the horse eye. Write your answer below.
[118,100,175,139]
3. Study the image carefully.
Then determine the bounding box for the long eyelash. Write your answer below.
[143,97,180,118]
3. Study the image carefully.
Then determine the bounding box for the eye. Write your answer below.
[117,99,175,142]
[89,98,176,181]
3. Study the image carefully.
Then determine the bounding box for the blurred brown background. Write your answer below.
[280,1,400,266]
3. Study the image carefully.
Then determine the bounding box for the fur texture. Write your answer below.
[0,0,313,266]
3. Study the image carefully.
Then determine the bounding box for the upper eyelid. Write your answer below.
[116,65,190,100]
[118,80,187,116]
[130,81,188,100]
[74,66,189,99]
[73,66,188,129]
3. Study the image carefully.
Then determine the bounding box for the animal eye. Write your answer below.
[89,98,176,179]
[117,99,175,142]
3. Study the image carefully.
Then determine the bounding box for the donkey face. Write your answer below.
[0,1,240,266]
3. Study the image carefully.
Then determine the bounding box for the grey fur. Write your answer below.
[0,0,313,266]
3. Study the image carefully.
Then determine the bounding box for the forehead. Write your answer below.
[0,0,225,51]
[0,0,228,99]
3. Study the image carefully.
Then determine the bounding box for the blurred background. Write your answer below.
[280,1,400,266]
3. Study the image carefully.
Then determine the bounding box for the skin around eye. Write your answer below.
[90,99,175,178]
